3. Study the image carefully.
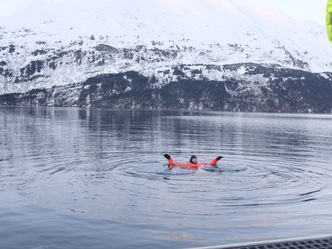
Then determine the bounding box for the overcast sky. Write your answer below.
[236,0,327,25]
[0,0,327,25]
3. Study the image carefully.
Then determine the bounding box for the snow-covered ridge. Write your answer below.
[0,0,332,95]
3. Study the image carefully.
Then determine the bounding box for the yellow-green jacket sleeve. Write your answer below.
[327,0,332,42]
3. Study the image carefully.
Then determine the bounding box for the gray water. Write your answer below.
[1,107,332,249]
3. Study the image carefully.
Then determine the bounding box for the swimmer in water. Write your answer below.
[164,154,223,169]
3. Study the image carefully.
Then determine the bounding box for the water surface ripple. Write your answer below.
[1,107,332,249]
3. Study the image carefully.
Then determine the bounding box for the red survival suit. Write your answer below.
[164,154,223,169]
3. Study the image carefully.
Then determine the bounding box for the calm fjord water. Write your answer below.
[1,107,332,249]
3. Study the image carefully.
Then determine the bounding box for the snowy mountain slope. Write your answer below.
[0,0,332,107]
[1,64,332,113]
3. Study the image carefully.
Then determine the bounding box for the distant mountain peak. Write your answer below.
[0,0,331,98]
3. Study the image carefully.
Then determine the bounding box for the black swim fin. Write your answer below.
[164,154,171,160]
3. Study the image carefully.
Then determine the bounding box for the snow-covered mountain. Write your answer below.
[0,0,332,112]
